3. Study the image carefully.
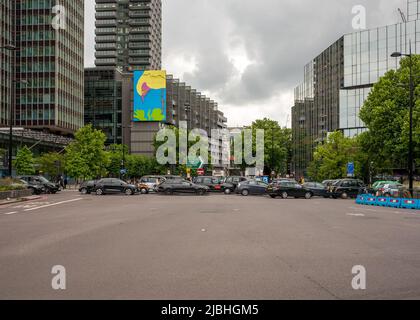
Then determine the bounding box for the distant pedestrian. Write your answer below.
[58,175,65,189]
[64,176,68,189]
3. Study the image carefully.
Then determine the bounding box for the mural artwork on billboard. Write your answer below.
[133,70,166,122]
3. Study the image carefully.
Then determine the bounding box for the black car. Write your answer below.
[94,178,137,196]
[157,179,209,195]
[19,179,45,195]
[303,182,329,198]
[19,175,60,194]
[267,181,313,199]
[193,176,235,194]
[328,179,366,199]
[79,180,98,194]
[236,180,268,196]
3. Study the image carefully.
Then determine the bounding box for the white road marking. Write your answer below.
[3,211,17,215]
[24,198,83,212]
[347,213,366,217]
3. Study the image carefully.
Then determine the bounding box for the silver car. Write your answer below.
[139,176,164,192]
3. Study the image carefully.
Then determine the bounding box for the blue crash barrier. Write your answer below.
[365,196,378,206]
[376,197,388,207]
[356,194,367,205]
[401,198,419,210]
[387,198,402,208]
[356,194,419,210]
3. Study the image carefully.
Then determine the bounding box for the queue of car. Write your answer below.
[76,175,414,199]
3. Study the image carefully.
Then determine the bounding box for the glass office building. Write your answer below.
[340,17,420,137]
[4,0,85,135]
[292,0,420,176]
[0,0,15,126]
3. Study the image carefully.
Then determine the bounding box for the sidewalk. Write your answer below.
[0,195,42,206]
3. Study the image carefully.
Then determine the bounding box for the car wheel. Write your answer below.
[197,189,206,196]
[241,189,249,196]
[304,192,313,199]
[96,188,104,196]
[125,188,134,196]
[140,188,148,194]
[224,188,232,195]
[281,191,288,199]
[270,194,277,199]
[165,189,173,195]
[80,188,88,195]
[341,192,348,199]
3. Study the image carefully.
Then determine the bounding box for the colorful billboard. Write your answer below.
[133,70,166,122]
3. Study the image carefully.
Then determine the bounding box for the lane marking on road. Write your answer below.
[24,198,83,212]
[346,213,365,217]
[3,211,17,215]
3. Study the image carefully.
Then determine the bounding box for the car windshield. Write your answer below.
[38,177,49,183]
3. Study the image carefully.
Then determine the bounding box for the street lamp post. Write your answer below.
[1,44,18,177]
[391,43,415,196]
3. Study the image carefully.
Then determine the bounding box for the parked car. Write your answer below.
[156,179,209,195]
[94,178,137,196]
[79,180,98,194]
[223,176,248,193]
[19,179,45,195]
[375,182,404,197]
[19,175,60,194]
[322,180,338,187]
[328,179,366,199]
[236,180,268,196]
[372,180,399,190]
[139,176,164,192]
[267,181,313,199]
[303,182,329,198]
[193,176,235,194]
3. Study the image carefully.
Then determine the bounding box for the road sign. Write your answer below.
[187,156,204,169]
[347,162,355,177]
[120,169,127,175]
[197,168,205,176]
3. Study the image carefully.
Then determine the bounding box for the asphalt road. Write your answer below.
[0,190,420,300]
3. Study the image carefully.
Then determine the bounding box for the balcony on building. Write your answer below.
[129,34,150,41]
[95,51,118,58]
[95,58,117,66]
[95,19,117,27]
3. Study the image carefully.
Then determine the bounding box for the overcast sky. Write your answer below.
[84,0,405,127]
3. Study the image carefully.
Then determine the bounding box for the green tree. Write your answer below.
[106,144,130,177]
[359,55,420,173]
[65,125,109,180]
[37,152,65,178]
[14,146,35,175]
[307,131,362,182]
[251,118,292,175]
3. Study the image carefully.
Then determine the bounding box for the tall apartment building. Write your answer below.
[95,0,162,71]
[292,0,420,177]
[14,0,84,134]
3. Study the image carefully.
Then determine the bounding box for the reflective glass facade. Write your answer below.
[0,0,15,126]
[340,13,420,136]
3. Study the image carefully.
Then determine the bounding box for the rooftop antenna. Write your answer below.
[398,8,407,23]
